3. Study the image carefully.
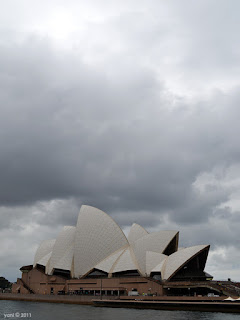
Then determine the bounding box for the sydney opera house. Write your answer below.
[13,205,218,297]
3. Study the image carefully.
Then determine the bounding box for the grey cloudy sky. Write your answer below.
[1,0,240,282]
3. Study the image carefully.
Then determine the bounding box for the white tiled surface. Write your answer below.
[33,239,55,267]
[94,247,126,273]
[48,226,76,274]
[162,245,209,280]
[131,231,178,274]
[128,223,148,244]
[36,251,52,267]
[33,205,210,281]
[111,247,137,273]
[74,205,128,277]
[146,251,167,275]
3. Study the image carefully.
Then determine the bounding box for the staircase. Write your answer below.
[208,282,240,297]
[20,279,36,294]
[145,277,240,297]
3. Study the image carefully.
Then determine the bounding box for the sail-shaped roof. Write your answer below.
[128,223,148,244]
[74,205,128,278]
[36,251,52,268]
[111,247,138,274]
[162,245,210,280]
[146,251,167,275]
[33,239,55,267]
[94,247,126,273]
[131,231,178,274]
[48,226,76,274]
[32,205,210,281]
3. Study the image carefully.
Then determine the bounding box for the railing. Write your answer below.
[204,282,239,297]
[149,278,240,297]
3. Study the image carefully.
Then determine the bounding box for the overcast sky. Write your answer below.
[1,0,240,282]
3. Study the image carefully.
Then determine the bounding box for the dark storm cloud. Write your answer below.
[1,36,240,224]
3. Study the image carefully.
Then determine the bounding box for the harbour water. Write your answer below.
[0,300,240,320]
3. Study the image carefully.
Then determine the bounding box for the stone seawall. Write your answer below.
[1,293,239,313]
[0,293,227,305]
[93,299,240,313]
[0,293,96,305]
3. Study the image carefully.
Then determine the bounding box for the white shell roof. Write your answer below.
[146,251,167,276]
[48,226,76,274]
[74,205,128,278]
[33,239,55,267]
[111,247,138,274]
[151,259,166,273]
[94,247,126,273]
[128,223,148,244]
[54,244,74,272]
[36,251,52,267]
[33,205,210,280]
[131,231,178,274]
[162,245,209,280]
